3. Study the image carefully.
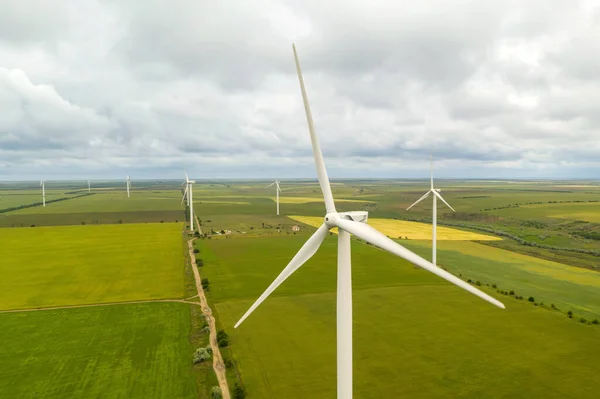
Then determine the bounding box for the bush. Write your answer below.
[568,310,573,318]
[196,259,204,267]
[492,284,497,289]
[233,383,246,399]
[509,290,515,295]
[224,357,234,368]
[592,319,599,325]
[193,248,200,254]
[580,317,588,323]
[201,278,210,291]
[528,297,535,302]
[475,280,481,286]
[193,346,212,364]
[217,330,229,347]
[211,386,222,399]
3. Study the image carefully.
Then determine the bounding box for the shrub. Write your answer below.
[196,259,204,267]
[194,248,200,254]
[193,346,213,364]
[233,383,246,399]
[211,386,222,399]
[202,326,210,334]
[224,357,234,368]
[492,284,497,289]
[568,310,573,318]
[528,297,535,302]
[580,317,587,323]
[592,319,599,325]
[201,278,210,291]
[475,280,481,286]
[509,290,515,295]
[217,330,229,347]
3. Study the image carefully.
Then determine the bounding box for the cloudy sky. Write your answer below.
[1,0,599,180]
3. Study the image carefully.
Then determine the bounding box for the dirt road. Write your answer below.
[188,238,230,399]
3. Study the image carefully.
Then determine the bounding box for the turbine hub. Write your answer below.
[324,212,340,228]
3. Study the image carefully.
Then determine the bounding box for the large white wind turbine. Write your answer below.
[125,176,131,198]
[181,170,195,232]
[234,44,505,399]
[267,179,282,215]
[88,180,91,192]
[406,158,455,265]
[40,180,46,207]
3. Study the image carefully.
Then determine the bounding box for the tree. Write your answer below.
[592,319,599,325]
[211,386,223,399]
[528,296,535,302]
[233,383,246,399]
[196,259,204,267]
[201,278,210,291]
[509,290,515,295]
[193,346,213,364]
[194,248,200,254]
[568,310,573,318]
[217,329,229,347]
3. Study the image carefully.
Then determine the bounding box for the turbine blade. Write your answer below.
[430,154,434,190]
[406,191,431,211]
[333,218,505,309]
[235,223,330,328]
[293,44,336,214]
[181,185,188,205]
[433,190,455,212]
[184,169,189,182]
[266,182,276,188]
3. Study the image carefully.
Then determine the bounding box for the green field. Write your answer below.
[200,234,600,398]
[489,202,600,222]
[0,302,197,399]
[0,223,185,310]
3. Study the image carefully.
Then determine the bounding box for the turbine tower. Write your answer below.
[267,179,282,215]
[125,176,131,198]
[181,170,195,232]
[234,44,504,399]
[88,180,91,192]
[406,157,455,265]
[40,180,46,207]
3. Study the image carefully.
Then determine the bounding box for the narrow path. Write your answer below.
[194,215,203,236]
[188,238,230,399]
[0,298,200,314]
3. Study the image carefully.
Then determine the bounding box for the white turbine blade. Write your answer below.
[430,154,434,190]
[406,191,431,211]
[293,44,336,214]
[266,182,276,188]
[235,223,330,328]
[333,219,505,309]
[433,190,455,212]
[184,169,189,182]
[181,185,188,205]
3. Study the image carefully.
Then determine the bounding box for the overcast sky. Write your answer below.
[1,0,599,180]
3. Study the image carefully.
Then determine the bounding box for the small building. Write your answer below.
[292,225,301,232]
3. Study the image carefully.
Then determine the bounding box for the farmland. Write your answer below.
[0,223,185,310]
[199,234,600,398]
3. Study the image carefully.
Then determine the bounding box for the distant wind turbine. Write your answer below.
[40,180,46,207]
[267,179,282,215]
[234,44,504,399]
[87,180,91,192]
[181,170,195,232]
[125,176,131,198]
[406,157,455,265]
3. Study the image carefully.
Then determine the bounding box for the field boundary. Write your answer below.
[188,237,231,399]
[0,298,200,314]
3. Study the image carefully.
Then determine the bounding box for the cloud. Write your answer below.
[1,0,600,180]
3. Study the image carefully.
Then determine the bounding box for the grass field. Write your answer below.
[199,235,600,398]
[489,202,600,222]
[272,196,377,204]
[288,215,501,241]
[0,223,185,310]
[0,302,197,399]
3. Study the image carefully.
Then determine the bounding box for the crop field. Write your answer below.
[199,235,600,398]
[0,302,197,399]
[7,191,183,214]
[0,223,185,310]
[271,196,377,204]
[288,215,501,241]
[488,202,600,222]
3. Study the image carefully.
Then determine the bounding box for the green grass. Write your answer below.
[0,223,186,310]
[401,240,600,319]
[0,302,198,399]
[490,202,600,222]
[199,235,600,398]
[0,210,184,227]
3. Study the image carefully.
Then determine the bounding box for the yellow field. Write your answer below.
[273,197,377,204]
[288,216,501,241]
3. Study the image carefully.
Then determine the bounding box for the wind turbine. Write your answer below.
[125,176,131,198]
[267,179,282,215]
[40,180,46,207]
[181,170,195,232]
[406,158,455,265]
[234,44,505,399]
[87,180,91,192]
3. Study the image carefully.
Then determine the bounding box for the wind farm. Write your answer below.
[3,2,600,399]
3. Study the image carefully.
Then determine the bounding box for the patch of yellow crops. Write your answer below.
[272,197,377,204]
[288,216,501,241]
